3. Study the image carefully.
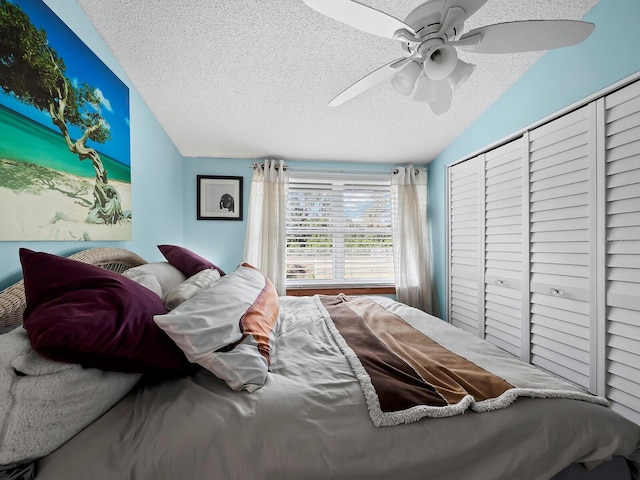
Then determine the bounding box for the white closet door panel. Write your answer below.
[451,217,478,229]
[450,276,478,293]
[530,252,588,267]
[486,168,522,187]
[602,80,640,422]
[485,311,520,337]
[531,314,589,343]
[451,292,479,313]
[451,213,479,225]
[530,346,589,386]
[608,168,640,187]
[531,302,588,327]
[486,184,521,203]
[607,147,640,172]
[485,204,522,220]
[530,155,589,182]
[529,105,594,390]
[608,199,640,216]
[449,156,483,333]
[530,282,589,305]
[485,329,520,356]
[486,285,520,306]
[530,230,585,243]
[484,138,524,355]
[607,117,640,143]
[530,205,589,223]
[606,82,640,113]
[530,273,588,291]
[529,216,588,232]
[608,226,640,241]
[529,192,589,213]
[450,167,477,184]
[608,182,640,204]
[530,181,587,203]
[486,242,521,253]
[486,254,521,272]
[531,242,588,254]
[529,132,589,165]
[485,225,521,236]
[607,141,640,165]
[451,203,478,216]
[530,288,589,309]
[486,250,521,263]
[530,263,589,279]
[529,106,589,143]
[530,336,589,370]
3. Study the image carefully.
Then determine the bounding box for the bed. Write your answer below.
[1,246,639,480]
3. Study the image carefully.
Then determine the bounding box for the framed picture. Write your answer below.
[0,0,131,241]
[197,175,243,220]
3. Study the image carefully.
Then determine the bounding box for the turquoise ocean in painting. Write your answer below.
[0,104,130,183]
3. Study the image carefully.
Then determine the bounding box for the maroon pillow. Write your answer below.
[157,244,225,277]
[19,248,191,374]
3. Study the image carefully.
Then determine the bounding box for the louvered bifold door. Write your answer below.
[483,138,526,358]
[600,81,640,424]
[447,156,483,335]
[528,104,597,391]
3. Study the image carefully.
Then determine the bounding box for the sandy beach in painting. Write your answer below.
[0,158,131,241]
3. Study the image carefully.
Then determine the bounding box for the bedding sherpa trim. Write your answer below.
[315,295,609,427]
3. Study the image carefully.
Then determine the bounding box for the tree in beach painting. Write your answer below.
[0,0,131,241]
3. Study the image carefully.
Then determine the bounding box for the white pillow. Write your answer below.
[0,327,141,464]
[123,272,163,297]
[163,268,221,310]
[122,262,186,295]
[154,264,279,392]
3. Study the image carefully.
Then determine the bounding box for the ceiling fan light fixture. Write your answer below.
[412,74,437,103]
[423,44,458,81]
[428,80,453,115]
[448,59,476,91]
[391,61,421,96]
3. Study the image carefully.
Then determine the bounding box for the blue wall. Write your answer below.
[0,0,185,289]
[427,0,640,318]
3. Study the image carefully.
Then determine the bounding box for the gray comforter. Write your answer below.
[36,296,640,480]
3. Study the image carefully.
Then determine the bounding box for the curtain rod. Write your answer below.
[249,163,422,175]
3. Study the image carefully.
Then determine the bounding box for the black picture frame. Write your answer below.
[197,175,243,220]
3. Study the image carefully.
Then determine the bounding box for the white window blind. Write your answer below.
[285,172,395,287]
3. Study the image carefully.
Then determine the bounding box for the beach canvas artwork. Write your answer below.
[0,0,131,241]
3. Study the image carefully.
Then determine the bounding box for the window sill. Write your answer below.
[285,286,396,297]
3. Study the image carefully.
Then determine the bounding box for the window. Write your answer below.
[285,172,395,288]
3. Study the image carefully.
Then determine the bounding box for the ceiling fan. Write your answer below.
[303,0,595,115]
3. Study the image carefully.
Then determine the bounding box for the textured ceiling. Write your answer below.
[77,0,599,164]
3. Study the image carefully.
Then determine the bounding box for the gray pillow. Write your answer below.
[122,261,187,295]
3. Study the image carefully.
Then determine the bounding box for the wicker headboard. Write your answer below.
[0,247,147,330]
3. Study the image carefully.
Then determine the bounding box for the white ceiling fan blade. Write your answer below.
[438,0,489,35]
[303,0,415,40]
[456,20,595,54]
[329,58,410,106]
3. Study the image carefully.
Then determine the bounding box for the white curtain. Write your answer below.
[390,165,439,316]
[244,159,289,295]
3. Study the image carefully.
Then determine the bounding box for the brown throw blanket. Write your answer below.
[318,295,608,427]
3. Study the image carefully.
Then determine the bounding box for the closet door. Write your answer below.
[447,155,483,335]
[599,81,640,424]
[483,138,526,358]
[527,104,597,392]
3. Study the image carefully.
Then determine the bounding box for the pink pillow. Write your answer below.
[158,244,225,277]
[20,249,191,374]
